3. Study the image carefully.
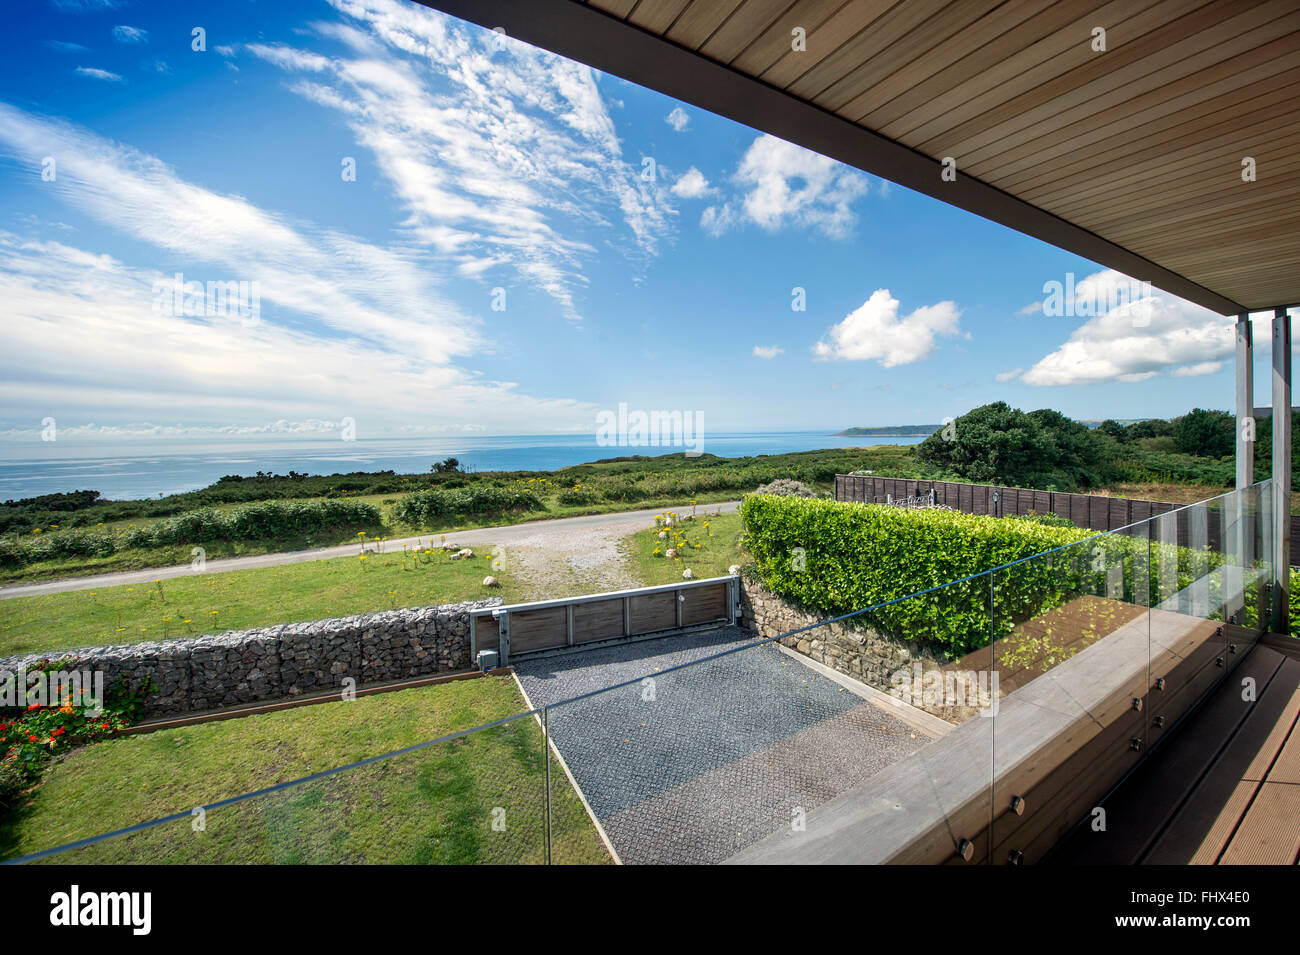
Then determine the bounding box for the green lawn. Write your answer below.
[0,545,523,658]
[0,674,610,865]
[623,508,749,586]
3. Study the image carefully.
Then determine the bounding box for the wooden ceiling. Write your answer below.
[423,0,1300,314]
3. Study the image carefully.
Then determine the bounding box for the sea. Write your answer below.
[0,432,925,502]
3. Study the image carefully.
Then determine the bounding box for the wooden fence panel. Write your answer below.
[510,607,569,653]
[682,583,729,626]
[630,591,677,635]
[573,598,625,644]
[831,475,1299,565]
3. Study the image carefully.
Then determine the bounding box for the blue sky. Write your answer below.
[0,0,1271,444]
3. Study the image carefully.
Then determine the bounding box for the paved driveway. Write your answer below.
[514,629,930,864]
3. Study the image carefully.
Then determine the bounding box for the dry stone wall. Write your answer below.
[736,575,973,722]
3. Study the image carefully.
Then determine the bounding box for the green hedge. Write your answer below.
[739,494,1223,656]
[389,485,545,526]
[0,499,381,569]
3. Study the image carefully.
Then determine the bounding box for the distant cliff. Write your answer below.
[835,424,940,437]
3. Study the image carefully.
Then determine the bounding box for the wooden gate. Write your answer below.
[470,576,738,665]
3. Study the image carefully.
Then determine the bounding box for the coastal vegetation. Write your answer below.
[3,404,1291,586]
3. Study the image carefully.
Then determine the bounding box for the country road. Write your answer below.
[0,502,741,600]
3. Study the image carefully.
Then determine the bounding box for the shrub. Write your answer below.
[742,494,1232,656]
[1172,408,1235,458]
[754,478,817,497]
[556,485,602,506]
[742,494,1101,655]
[390,485,544,526]
[0,499,382,569]
[915,402,1115,490]
[1008,510,1078,529]
[0,657,153,812]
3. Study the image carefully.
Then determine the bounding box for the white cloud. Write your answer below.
[1170,361,1224,378]
[665,106,689,132]
[47,41,90,53]
[813,289,962,367]
[1021,270,1239,386]
[752,345,783,360]
[74,67,124,82]
[111,25,148,44]
[247,0,675,322]
[700,203,737,237]
[0,232,596,434]
[995,368,1023,382]
[671,167,712,199]
[0,103,478,366]
[704,134,870,239]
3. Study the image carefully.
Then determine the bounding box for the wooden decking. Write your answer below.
[1048,636,1300,865]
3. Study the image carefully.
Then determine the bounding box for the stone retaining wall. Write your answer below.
[0,598,502,718]
[736,575,972,723]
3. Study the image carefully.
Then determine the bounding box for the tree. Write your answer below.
[1172,408,1234,458]
[1125,418,1171,440]
[916,403,1054,487]
[916,402,1114,490]
[1097,419,1128,441]
[431,457,460,473]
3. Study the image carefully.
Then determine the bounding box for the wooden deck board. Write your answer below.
[1163,656,1300,864]
[1046,644,1300,865]
[1217,697,1300,865]
[1047,645,1282,864]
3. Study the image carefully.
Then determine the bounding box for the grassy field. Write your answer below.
[623,509,748,586]
[0,544,520,658]
[0,674,610,865]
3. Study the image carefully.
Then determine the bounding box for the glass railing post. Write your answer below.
[543,704,552,866]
